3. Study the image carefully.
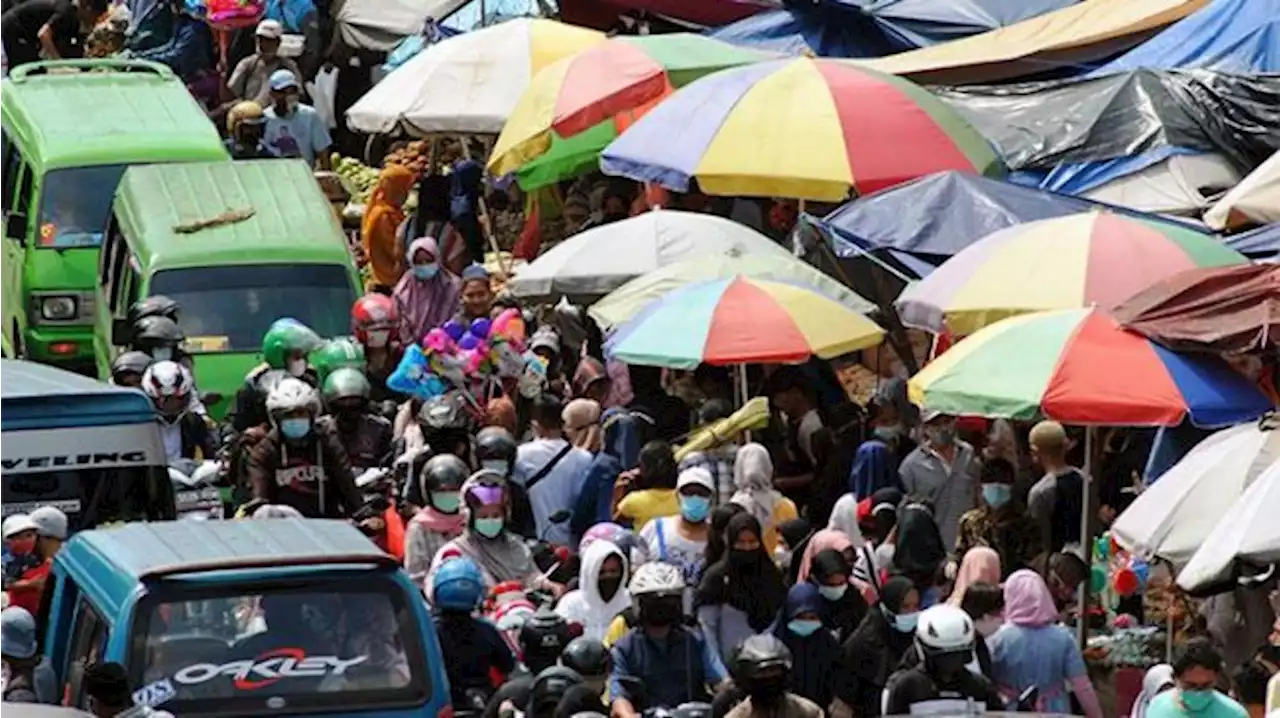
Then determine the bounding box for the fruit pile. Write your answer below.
[331,154,381,202]
[382,140,434,175]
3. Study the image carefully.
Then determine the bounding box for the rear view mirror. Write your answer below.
[5,213,26,241]
[111,318,132,346]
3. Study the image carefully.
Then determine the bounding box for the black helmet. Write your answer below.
[419,454,469,497]
[110,351,152,383]
[128,295,180,325]
[131,315,184,352]
[527,666,582,718]
[730,634,792,683]
[519,607,573,675]
[560,638,608,678]
[475,426,517,475]
[419,392,471,431]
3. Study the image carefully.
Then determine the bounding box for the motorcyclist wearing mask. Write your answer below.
[432,557,517,707]
[400,393,476,509]
[352,293,405,404]
[476,426,518,479]
[560,638,610,701]
[129,315,188,366]
[527,666,584,718]
[319,368,393,472]
[609,562,728,718]
[232,318,323,432]
[405,454,470,584]
[143,360,215,463]
[246,377,363,519]
[555,539,630,642]
[110,350,152,388]
[223,100,272,159]
[884,604,1003,716]
[725,634,823,718]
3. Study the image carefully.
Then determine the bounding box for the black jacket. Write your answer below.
[246,422,362,518]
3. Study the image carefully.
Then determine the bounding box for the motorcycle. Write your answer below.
[168,459,225,521]
[615,676,712,718]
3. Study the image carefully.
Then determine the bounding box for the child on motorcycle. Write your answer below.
[433,557,517,709]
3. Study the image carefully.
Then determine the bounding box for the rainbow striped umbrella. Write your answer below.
[895,211,1247,335]
[908,308,1272,427]
[600,57,1002,202]
[605,276,884,369]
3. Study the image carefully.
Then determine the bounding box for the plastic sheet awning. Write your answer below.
[1204,150,1280,230]
[853,0,1206,84]
[1224,223,1280,259]
[837,0,1080,49]
[336,0,465,50]
[708,4,898,58]
[1092,0,1280,75]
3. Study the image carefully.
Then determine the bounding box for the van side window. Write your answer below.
[100,218,119,285]
[2,130,21,214]
[64,599,109,708]
[108,242,130,316]
[15,157,34,215]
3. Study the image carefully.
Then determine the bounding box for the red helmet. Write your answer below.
[351,294,398,347]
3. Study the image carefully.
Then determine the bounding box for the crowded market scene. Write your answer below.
[2,0,1280,715]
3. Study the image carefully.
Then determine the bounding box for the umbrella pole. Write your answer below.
[459,136,512,278]
[737,365,752,442]
[1078,425,1097,648]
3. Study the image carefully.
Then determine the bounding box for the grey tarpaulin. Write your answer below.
[932,69,1280,172]
[335,0,466,50]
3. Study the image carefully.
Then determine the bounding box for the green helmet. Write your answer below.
[323,367,372,404]
[312,337,366,383]
[261,319,323,370]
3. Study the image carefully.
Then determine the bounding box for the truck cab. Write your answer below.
[42,519,450,717]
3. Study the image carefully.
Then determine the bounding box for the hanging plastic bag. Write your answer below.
[307,65,340,129]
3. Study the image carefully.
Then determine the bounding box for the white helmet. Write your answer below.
[629,561,683,596]
[915,604,975,655]
[142,360,193,422]
[265,377,321,417]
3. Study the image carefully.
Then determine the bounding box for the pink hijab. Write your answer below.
[948,547,1002,606]
[394,237,462,344]
[1003,569,1061,626]
[796,529,853,583]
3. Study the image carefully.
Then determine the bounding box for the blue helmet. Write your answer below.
[432,557,485,611]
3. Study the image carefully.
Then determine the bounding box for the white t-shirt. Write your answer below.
[797,409,824,465]
[639,516,707,615]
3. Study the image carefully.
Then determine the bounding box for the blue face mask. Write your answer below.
[412,263,439,280]
[982,483,1013,509]
[679,495,711,523]
[892,611,919,633]
[788,619,823,637]
[872,425,902,442]
[279,417,311,440]
[819,584,848,601]
[431,491,461,514]
[1180,690,1215,712]
[474,517,504,538]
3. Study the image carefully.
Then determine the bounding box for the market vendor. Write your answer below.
[455,264,495,330]
[361,164,415,290]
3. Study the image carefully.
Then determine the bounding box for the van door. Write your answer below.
[63,596,110,709]
[1,130,31,356]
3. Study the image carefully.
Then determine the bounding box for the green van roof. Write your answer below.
[0,60,227,172]
[115,159,352,272]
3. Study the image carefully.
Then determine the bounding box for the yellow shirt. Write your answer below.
[763,498,799,556]
[615,489,679,534]
[604,615,629,647]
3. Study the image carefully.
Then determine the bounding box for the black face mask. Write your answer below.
[745,674,787,705]
[597,575,622,602]
[639,597,682,628]
[927,652,971,682]
[730,548,760,569]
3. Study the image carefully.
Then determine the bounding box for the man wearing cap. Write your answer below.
[1,606,41,702]
[2,515,41,590]
[639,467,713,615]
[898,411,980,552]
[262,68,332,170]
[6,506,67,616]
[225,19,301,106]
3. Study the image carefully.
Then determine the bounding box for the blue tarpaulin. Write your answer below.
[835,0,1079,50]
[1224,223,1280,259]
[709,4,896,57]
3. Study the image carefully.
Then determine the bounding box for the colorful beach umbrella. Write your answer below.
[908,308,1272,427]
[347,19,605,135]
[895,211,1246,335]
[489,34,774,182]
[599,57,1003,202]
[606,276,884,369]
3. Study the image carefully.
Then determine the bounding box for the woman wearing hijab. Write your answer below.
[988,569,1103,718]
[705,503,746,571]
[394,237,462,345]
[827,493,866,549]
[853,487,904,595]
[555,539,630,642]
[796,529,853,584]
[808,549,868,642]
[563,398,602,453]
[1133,665,1176,718]
[849,441,897,501]
[361,165,414,290]
[696,513,787,664]
[773,582,839,709]
[731,443,798,556]
[834,575,921,718]
[890,502,947,606]
[776,517,813,583]
[948,546,1002,607]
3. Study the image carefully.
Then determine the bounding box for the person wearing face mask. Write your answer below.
[2,516,42,597]
[395,236,463,346]
[696,513,787,665]
[361,166,416,291]
[246,378,363,519]
[351,293,406,404]
[318,368,393,473]
[405,454,470,584]
[476,426,519,479]
[988,569,1102,718]
[224,20,302,107]
[955,459,1042,577]
[639,468,714,615]
[610,562,729,718]
[223,100,273,159]
[725,634,823,718]
[899,410,980,553]
[885,604,1004,716]
[560,637,611,703]
[232,318,323,433]
[262,69,332,170]
[772,583,839,708]
[808,549,869,642]
[129,315,188,366]
[556,540,631,641]
[833,575,921,718]
[1144,639,1246,718]
[775,518,813,583]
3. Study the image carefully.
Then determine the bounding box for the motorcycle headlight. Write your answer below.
[40,296,77,320]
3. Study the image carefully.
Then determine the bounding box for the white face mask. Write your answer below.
[366,329,390,348]
[975,615,1004,638]
[287,358,307,377]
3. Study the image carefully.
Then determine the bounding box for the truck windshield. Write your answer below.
[0,466,175,530]
[150,264,355,353]
[132,578,429,714]
[37,165,128,249]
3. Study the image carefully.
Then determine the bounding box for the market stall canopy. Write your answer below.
[558,0,774,29]
[1225,223,1280,259]
[345,18,604,135]
[605,275,884,368]
[1177,459,1280,591]
[601,57,1002,202]
[506,209,803,303]
[1205,151,1280,231]
[852,0,1206,84]
[895,211,1245,335]
[589,252,875,328]
[907,307,1272,427]
[1070,151,1243,217]
[835,0,1081,48]
[1112,419,1280,566]
[1113,263,1280,355]
[335,0,463,51]
[1091,0,1280,75]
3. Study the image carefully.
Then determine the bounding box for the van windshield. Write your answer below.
[0,466,174,530]
[149,264,356,353]
[132,578,429,714]
[37,165,128,249]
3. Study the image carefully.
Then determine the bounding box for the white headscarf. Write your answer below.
[555,539,630,641]
[731,443,781,529]
[1134,664,1175,718]
[828,493,866,549]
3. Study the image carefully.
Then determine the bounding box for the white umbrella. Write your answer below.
[1111,419,1280,566]
[508,209,807,303]
[1177,462,1280,590]
[1204,150,1280,231]
[346,18,603,135]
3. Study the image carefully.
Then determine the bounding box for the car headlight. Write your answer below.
[40,296,77,320]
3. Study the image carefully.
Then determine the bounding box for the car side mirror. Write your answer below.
[5,213,27,242]
[111,318,132,347]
